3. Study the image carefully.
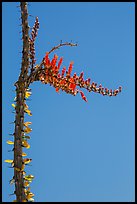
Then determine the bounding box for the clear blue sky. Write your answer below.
[2,2,135,202]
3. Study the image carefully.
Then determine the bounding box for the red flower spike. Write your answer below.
[45,69,48,75]
[79,90,88,102]
[68,61,74,75]
[115,89,119,94]
[54,66,59,74]
[109,89,112,96]
[68,78,76,91]
[105,88,109,94]
[101,87,104,93]
[73,73,77,79]
[58,57,63,70]
[61,67,66,77]
[69,78,74,83]
[82,95,88,102]
[87,78,91,84]
[74,89,79,96]
[57,73,61,79]
[102,91,106,96]
[44,52,50,66]
[85,78,91,86]
[69,83,76,92]
[94,83,97,86]
[55,87,60,93]
[41,54,121,100]
[52,76,57,83]
[51,59,56,67]
[119,86,122,92]
[60,79,66,86]
[79,71,84,79]
[51,54,58,69]
[52,77,58,87]
[113,90,117,96]
[91,82,96,89]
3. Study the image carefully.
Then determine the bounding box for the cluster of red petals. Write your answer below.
[38,52,122,102]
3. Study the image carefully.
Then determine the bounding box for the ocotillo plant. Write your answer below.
[5,2,122,202]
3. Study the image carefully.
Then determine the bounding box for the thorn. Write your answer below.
[29,14,34,18]
[9,191,16,196]
[26,88,32,91]
[26,164,32,166]
[9,121,15,124]
[8,149,14,152]
[9,133,15,136]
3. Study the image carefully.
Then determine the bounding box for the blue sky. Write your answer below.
[2,2,135,202]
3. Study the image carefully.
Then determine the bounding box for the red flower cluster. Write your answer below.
[38,52,122,102]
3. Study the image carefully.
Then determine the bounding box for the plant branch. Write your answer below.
[48,41,78,54]
[13,2,30,202]
[18,2,30,84]
[26,42,77,86]
[27,58,45,85]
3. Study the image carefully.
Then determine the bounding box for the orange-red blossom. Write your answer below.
[38,52,122,102]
